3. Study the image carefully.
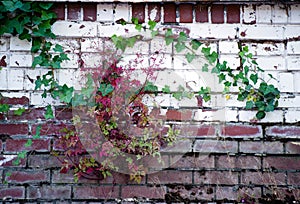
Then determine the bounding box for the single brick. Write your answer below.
[148,170,192,184]
[148,3,161,22]
[241,172,286,185]
[0,123,28,135]
[195,170,238,185]
[216,155,261,169]
[73,186,119,199]
[8,107,45,121]
[28,155,62,168]
[195,4,208,23]
[0,96,29,105]
[132,3,145,23]
[5,170,49,184]
[51,3,65,20]
[286,142,300,154]
[266,126,300,137]
[5,139,50,153]
[239,141,283,154]
[264,156,300,170]
[226,5,240,23]
[170,154,214,169]
[194,140,238,153]
[0,187,25,199]
[211,5,224,24]
[179,4,193,23]
[83,3,97,21]
[288,172,300,185]
[243,5,256,24]
[27,185,71,199]
[166,109,193,121]
[163,3,176,23]
[31,123,75,136]
[174,124,216,137]
[122,185,166,199]
[67,3,81,20]
[221,124,262,137]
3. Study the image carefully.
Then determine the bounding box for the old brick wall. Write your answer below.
[0,1,300,203]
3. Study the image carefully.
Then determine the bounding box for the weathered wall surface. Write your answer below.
[0,2,300,203]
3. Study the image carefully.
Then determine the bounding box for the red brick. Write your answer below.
[221,124,262,137]
[0,123,28,135]
[211,5,224,24]
[216,155,261,169]
[0,96,29,105]
[148,3,161,22]
[132,3,145,23]
[179,4,193,23]
[239,141,283,154]
[67,3,81,20]
[122,185,165,199]
[195,170,238,185]
[8,107,45,120]
[167,185,214,201]
[52,169,102,184]
[217,186,261,201]
[226,5,240,23]
[0,140,2,151]
[0,187,25,199]
[166,109,192,121]
[286,142,300,154]
[5,139,50,153]
[194,140,238,153]
[6,170,49,184]
[31,122,75,136]
[83,3,97,21]
[148,170,192,184]
[170,154,214,169]
[73,186,119,199]
[27,185,71,199]
[195,4,208,23]
[55,107,73,120]
[241,172,286,185]
[288,172,300,185]
[28,155,62,168]
[266,126,300,137]
[174,124,216,137]
[163,3,176,23]
[52,3,65,20]
[264,156,300,170]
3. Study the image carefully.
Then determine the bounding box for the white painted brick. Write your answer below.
[143,94,172,108]
[50,39,80,54]
[219,55,240,70]
[73,69,86,91]
[57,69,75,87]
[285,25,300,39]
[60,53,79,69]
[287,41,300,55]
[97,4,114,22]
[290,5,300,24]
[151,54,172,69]
[239,25,284,40]
[285,109,300,123]
[24,69,41,90]
[80,53,103,68]
[242,5,256,24]
[124,41,149,54]
[30,92,61,106]
[10,37,31,51]
[150,37,172,54]
[8,69,24,90]
[52,21,98,37]
[278,95,300,108]
[279,72,294,92]
[225,108,238,122]
[272,5,288,24]
[98,24,136,37]
[294,72,300,93]
[170,96,198,108]
[193,109,229,122]
[81,38,103,52]
[256,56,285,71]
[262,71,279,88]
[256,5,272,24]
[9,54,32,67]
[221,95,246,108]
[287,56,300,71]
[114,4,130,22]
[190,24,237,39]
[219,41,239,54]
[0,68,8,90]
[239,110,283,123]
[0,38,8,51]
[118,54,149,70]
[247,42,284,56]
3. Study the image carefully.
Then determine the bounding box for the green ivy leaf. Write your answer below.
[175,42,185,53]
[53,44,63,53]
[45,105,54,120]
[33,124,41,139]
[39,3,54,10]
[14,108,25,116]
[250,74,258,84]
[256,111,266,119]
[59,85,74,103]
[24,139,32,147]
[165,37,174,46]
[202,64,209,72]
[245,101,254,109]
[98,83,114,96]
[177,32,187,42]
[185,52,195,63]
[199,87,211,102]
[0,104,10,113]
[151,30,159,38]
[165,29,173,37]
[144,81,158,93]
[191,39,202,50]
[162,85,171,93]
[148,20,156,30]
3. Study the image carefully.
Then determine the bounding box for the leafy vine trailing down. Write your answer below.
[0,1,280,183]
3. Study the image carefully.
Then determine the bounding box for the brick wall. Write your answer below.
[0,2,300,203]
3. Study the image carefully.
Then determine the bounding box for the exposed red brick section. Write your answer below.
[211,5,224,24]
[83,3,97,21]
[148,3,161,22]
[52,3,65,20]
[27,185,71,199]
[0,123,28,135]
[67,3,81,20]
[163,3,176,23]
[216,155,261,169]
[194,140,238,153]
[195,4,209,23]
[122,186,166,199]
[166,109,193,121]
[0,96,29,105]
[266,126,300,137]
[28,155,62,168]
[221,124,262,137]
[132,3,145,23]
[216,186,261,201]
[241,172,286,185]
[195,171,238,185]
[264,156,300,170]
[179,4,193,23]
[239,141,283,154]
[226,5,240,23]
[6,170,49,184]
[8,108,45,120]
[5,139,50,152]
[0,187,25,199]
[55,107,73,120]
[148,170,192,184]
[73,186,119,199]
